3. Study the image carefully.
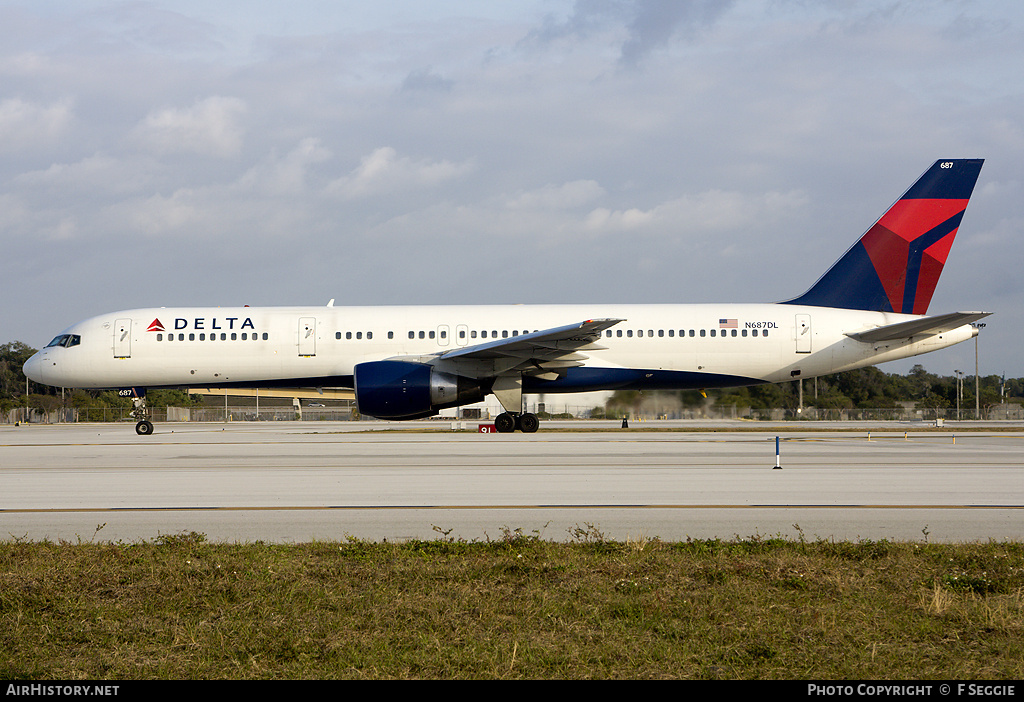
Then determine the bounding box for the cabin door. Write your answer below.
[299,317,316,357]
[114,318,132,358]
[795,314,811,354]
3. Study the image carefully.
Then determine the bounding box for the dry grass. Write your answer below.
[1,529,1022,679]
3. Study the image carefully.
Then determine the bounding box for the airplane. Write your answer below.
[24,159,989,436]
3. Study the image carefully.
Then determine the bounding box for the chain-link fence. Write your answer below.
[6,402,1023,424]
[4,404,358,424]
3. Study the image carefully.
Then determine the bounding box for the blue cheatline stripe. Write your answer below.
[901,210,964,314]
[522,366,764,393]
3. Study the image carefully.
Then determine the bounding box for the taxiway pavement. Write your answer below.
[2,421,1021,543]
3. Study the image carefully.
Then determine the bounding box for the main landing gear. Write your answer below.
[490,375,540,433]
[494,412,539,433]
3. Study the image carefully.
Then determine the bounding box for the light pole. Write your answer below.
[954,370,962,420]
[974,323,985,420]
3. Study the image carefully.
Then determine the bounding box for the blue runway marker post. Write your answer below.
[774,435,782,470]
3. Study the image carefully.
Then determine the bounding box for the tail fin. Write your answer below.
[784,159,984,314]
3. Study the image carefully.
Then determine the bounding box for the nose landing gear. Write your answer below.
[122,388,154,436]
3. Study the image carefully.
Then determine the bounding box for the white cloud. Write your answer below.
[132,96,246,158]
[583,189,809,234]
[103,189,200,238]
[237,138,333,195]
[0,98,73,151]
[326,147,475,199]
[14,153,153,195]
[504,180,606,210]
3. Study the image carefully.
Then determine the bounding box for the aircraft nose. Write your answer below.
[23,352,47,386]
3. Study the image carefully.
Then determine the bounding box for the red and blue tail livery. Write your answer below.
[784,159,983,314]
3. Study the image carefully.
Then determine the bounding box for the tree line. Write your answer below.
[602,364,1019,418]
[0,341,201,418]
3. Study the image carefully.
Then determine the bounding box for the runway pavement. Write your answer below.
[1,420,1022,543]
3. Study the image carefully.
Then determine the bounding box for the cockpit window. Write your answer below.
[45,334,81,348]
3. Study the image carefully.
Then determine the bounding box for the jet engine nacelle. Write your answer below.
[353,360,486,420]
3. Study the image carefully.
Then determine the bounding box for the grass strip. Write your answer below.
[1,528,1022,679]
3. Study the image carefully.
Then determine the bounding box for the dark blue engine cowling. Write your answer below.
[353,360,486,420]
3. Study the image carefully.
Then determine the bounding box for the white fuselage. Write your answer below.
[24,302,977,393]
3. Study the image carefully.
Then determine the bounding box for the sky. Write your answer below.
[2,0,1023,379]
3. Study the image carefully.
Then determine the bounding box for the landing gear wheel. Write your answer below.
[518,412,540,433]
[494,413,517,433]
[129,391,154,437]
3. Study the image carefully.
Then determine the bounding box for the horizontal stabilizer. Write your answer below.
[845,311,990,343]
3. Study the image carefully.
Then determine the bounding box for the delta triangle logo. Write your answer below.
[147,319,165,332]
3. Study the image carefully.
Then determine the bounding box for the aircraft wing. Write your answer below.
[845,311,991,343]
[388,318,624,380]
